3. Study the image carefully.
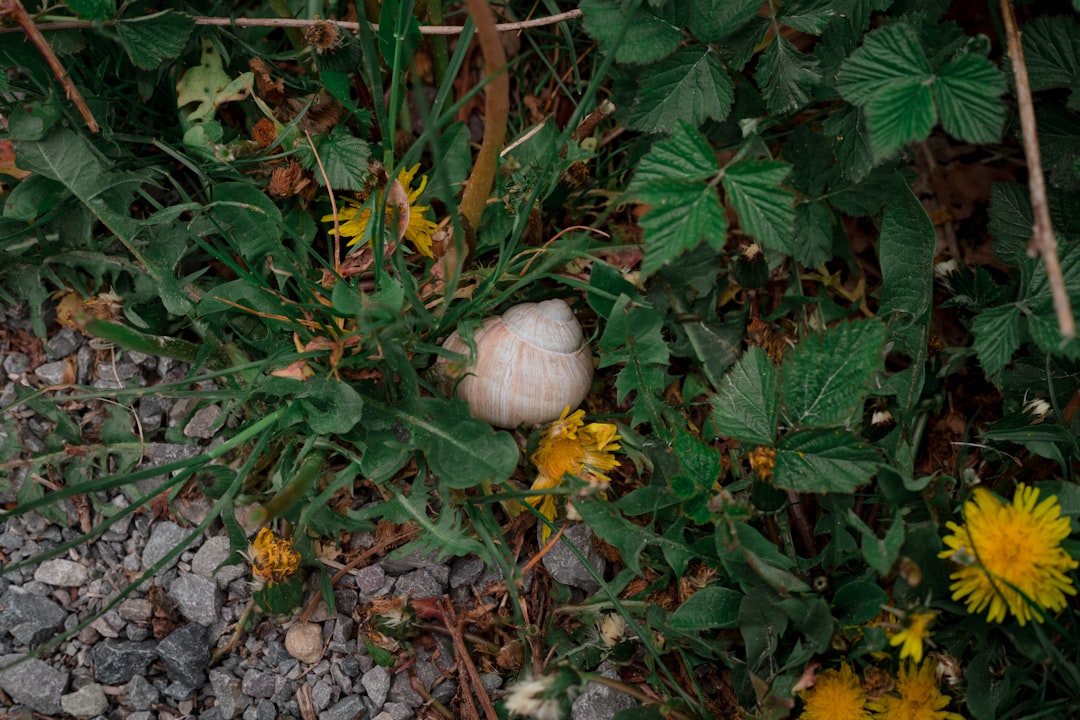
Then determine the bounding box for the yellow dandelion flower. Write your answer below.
[889,611,936,664]
[245,528,301,587]
[799,663,872,720]
[320,163,438,258]
[867,661,963,720]
[529,408,621,539]
[938,484,1078,625]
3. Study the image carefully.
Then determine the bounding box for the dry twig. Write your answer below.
[0,0,98,132]
[1,9,584,36]
[1000,0,1076,338]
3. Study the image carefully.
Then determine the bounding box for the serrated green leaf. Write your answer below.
[687,0,762,42]
[1037,105,1080,189]
[933,54,1005,144]
[710,346,779,445]
[628,121,719,194]
[598,297,670,429]
[836,23,932,105]
[390,398,519,487]
[779,0,836,35]
[64,0,113,20]
[116,11,195,70]
[972,303,1022,379]
[722,160,795,254]
[781,319,886,427]
[1028,304,1080,361]
[576,497,695,576]
[637,179,726,277]
[289,378,363,434]
[382,482,485,559]
[879,176,934,329]
[988,183,1032,263]
[865,81,936,159]
[823,105,875,183]
[315,129,371,191]
[1022,15,1080,92]
[793,202,833,268]
[756,34,821,114]
[773,429,880,493]
[625,47,734,134]
[580,0,684,65]
[668,585,743,630]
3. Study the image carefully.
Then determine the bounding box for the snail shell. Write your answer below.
[439,299,594,428]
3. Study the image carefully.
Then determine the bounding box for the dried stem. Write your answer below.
[458,0,510,233]
[1000,0,1076,338]
[2,8,584,35]
[0,0,98,132]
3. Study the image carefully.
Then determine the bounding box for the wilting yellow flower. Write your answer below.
[245,528,301,587]
[867,661,963,720]
[889,611,936,664]
[529,408,621,538]
[799,663,872,720]
[321,164,438,257]
[749,446,776,481]
[939,484,1077,625]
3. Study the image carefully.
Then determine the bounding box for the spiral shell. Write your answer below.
[439,299,594,428]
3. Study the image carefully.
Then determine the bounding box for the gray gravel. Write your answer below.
[0,301,634,720]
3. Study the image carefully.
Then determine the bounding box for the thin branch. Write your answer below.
[0,0,98,132]
[0,8,583,35]
[1000,0,1076,338]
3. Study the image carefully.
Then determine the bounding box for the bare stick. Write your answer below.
[3,8,584,36]
[1001,0,1075,338]
[0,0,98,132]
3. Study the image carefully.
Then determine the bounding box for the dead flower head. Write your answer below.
[244,527,301,588]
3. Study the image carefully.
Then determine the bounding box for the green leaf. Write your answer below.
[382,482,485,559]
[988,183,1032,264]
[773,429,880,493]
[822,105,875,184]
[64,0,113,20]
[210,182,283,264]
[315,129,372,191]
[3,175,66,221]
[755,34,821,114]
[687,0,762,42]
[833,581,889,624]
[879,177,934,330]
[580,0,684,65]
[291,378,364,435]
[847,510,905,576]
[628,121,719,194]
[598,297,670,429]
[778,0,836,35]
[625,47,734,134]
[865,82,936,159]
[933,54,1006,144]
[972,304,1022,379]
[793,202,833,268]
[575,497,695,576]
[116,11,195,70]
[637,179,726,276]
[780,319,886,427]
[836,23,932,106]
[391,398,519,488]
[710,347,779,445]
[669,586,744,630]
[1037,105,1080,189]
[1021,15,1080,92]
[722,160,795,254]
[878,175,934,424]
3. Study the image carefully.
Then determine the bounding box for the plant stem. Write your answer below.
[999,0,1076,338]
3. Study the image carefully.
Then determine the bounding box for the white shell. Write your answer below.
[440,299,594,428]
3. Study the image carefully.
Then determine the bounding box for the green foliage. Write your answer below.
[5,0,1080,716]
